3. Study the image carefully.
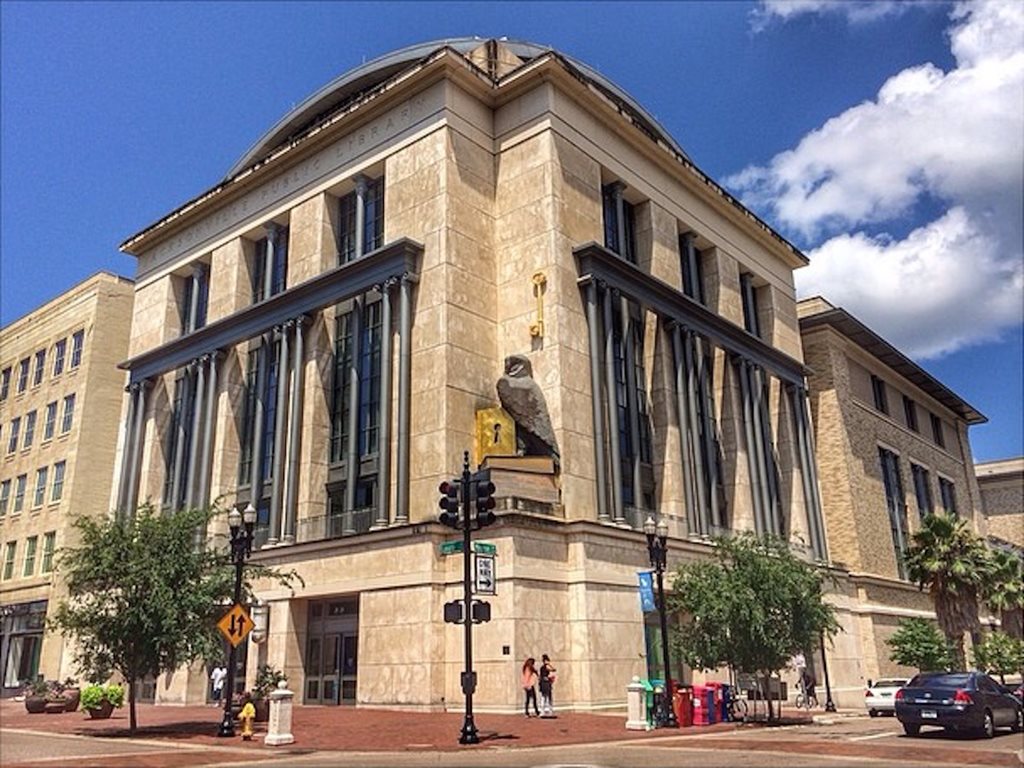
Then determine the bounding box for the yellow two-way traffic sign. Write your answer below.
[217,603,254,647]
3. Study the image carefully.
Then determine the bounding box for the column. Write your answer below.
[603,287,624,524]
[586,280,609,522]
[249,341,269,507]
[372,280,395,529]
[622,300,643,515]
[185,357,207,510]
[170,369,193,512]
[197,352,220,512]
[125,381,148,517]
[737,357,765,535]
[116,383,138,516]
[283,318,305,544]
[395,273,414,524]
[695,337,722,531]
[683,331,708,535]
[670,326,698,536]
[344,300,363,529]
[268,322,291,545]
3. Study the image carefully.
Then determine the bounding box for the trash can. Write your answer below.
[704,686,717,724]
[720,683,732,722]
[691,684,708,725]
[639,679,656,728]
[676,685,694,727]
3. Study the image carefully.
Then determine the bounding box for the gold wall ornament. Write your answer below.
[475,407,516,466]
[529,271,547,338]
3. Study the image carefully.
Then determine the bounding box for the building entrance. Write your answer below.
[304,597,358,705]
[1,600,47,698]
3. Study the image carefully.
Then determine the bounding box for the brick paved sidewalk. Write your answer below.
[0,699,800,752]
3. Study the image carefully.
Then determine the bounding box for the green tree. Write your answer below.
[887,618,951,672]
[982,549,1024,640]
[902,513,991,670]
[666,533,839,721]
[49,504,296,734]
[971,631,1024,684]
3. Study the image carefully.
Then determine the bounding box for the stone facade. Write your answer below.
[798,297,987,687]
[0,272,134,694]
[976,457,1023,548]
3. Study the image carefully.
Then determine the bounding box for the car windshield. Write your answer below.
[873,679,906,688]
[908,673,971,688]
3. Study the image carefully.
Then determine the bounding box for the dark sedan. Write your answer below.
[895,671,1023,738]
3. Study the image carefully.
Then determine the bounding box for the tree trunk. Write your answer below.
[128,677,137,734]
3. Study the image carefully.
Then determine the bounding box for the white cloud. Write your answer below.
[750,0,911,32]
[729,0,1024,358]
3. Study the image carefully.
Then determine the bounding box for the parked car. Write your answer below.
[865,678,908,717]
[895,671,1024,738]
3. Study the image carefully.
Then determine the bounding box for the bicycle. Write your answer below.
[727,695,749,721]
[794,690,819,710]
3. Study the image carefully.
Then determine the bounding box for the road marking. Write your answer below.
[848,731,897,742]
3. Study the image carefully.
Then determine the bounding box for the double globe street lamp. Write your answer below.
[643,515,678,728]
[217,503,257,738]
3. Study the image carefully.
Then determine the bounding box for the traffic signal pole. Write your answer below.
[458,452,478,745]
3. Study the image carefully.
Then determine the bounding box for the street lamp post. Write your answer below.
[820,631,836,713]
[217,504,257,738]
[643,515,678,728]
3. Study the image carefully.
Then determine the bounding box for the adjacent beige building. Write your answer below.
[798,296,987,684]
[0,272,134,695]
[976,457,1023,549]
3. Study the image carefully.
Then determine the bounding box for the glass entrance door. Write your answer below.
[304,597,359,705]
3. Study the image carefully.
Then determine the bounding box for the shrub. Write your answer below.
[253,664,287,700]
[80,683,125,710]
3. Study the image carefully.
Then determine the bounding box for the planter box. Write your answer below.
[86,700,115,720]
[25,696,47,714]
[44,700,68,714]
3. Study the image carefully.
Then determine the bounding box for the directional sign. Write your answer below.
[217,603,254,647]
[440,541,497,556]
[474,554,496,595]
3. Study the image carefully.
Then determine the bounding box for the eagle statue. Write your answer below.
[496,354,560,462]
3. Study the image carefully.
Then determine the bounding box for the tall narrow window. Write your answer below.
[0,480,10,517]
[17,358,29,392]
[7,417,20,454]
[70,330,84,368]
[33,350,45,386]
[162,374,194,507]
[51,461,66,502]
[871,375,889,414]
[930,413,946,448]
[61,394,76,433]
[879,447,908,579]
[0,367,10,400]
[251,229,289,302]
[337,177,385,264]
[22,536,37,577]
[911,463,933,519]
[740,273,761,337]
[679,233,705,305]
[903,396,918,432]
[52,339,66,376]
[3,542,16,580]
[602,182,637,263]
[331,303,383,461]
[938,477,957,517]
[33,467,47,507]
[43,401,57,440]
[41,532,56,574]
[23,410,36,448]
[180,265,210,334]
[237,350,259,484]
[13,474,27,513]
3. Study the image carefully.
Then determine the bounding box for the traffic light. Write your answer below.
[473,471,496,527]
[438,480,460,528]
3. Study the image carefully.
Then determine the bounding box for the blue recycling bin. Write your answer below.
[720,683,732,722]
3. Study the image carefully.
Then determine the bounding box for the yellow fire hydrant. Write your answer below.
[239,696,256,741]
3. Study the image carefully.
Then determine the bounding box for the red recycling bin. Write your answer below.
[691,684,708,725]
[674,686,694,727]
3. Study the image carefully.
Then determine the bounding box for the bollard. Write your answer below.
[264,680,295,746]
[626,677,650,731]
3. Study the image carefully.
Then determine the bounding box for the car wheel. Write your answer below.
[981,710,994,739]
[869,709,878,718]
[1012,708,1023,734]
[902,723,920,736]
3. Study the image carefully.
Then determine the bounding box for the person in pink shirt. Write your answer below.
[521,657,540,717]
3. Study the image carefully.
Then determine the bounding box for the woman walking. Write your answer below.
[539,654,557,717]
[521,657,540,717]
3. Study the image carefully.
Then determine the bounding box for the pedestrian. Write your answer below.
[539,654,557,717]
[238,691,256,740]
[521,657,540,717]
[210,662,227,706]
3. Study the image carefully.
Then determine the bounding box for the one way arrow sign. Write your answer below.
[474,554,496,596]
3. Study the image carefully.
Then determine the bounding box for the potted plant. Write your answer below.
[252,664,287,722]
[44,680,70,714]
[23,679,49,714]
[79,683,124,720]
[61,677,81,712]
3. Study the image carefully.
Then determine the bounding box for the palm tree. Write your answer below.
[902,513,992,669]
[984,549,1024,639]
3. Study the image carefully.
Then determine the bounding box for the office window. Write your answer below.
[0,367,10,400]
[23,410,36,448]
[33,467,48,507]
[740,273,761,337]
[7,417,19,453]
[70,330,84,368]
[237,351,259,484]
[17,358,29,392]
[53,338,66,376]
[22,536,37,577]
[163,373,194,507]
[61,394,76,433]
[0,480,10,517]
[879,447,909,579]
[679,234,705,305]
[13,474,26,513]
[40,532,56,574]
[939,477,957,517]
[2,542,16,580]
[903,396,918,432]
[43,401,57,440]
[911,463,933,519]
[330,303,383,461]
[602,182,637,263]
[51,461,66,502]
[337,176,385,264]
[251,228,289,303]
[871,375,889,415]
[180,265,210,334]
[930,413,946,448]
[32,350,45,386]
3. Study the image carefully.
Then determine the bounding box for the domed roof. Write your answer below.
[225,36,688,180]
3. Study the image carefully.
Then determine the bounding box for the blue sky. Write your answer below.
[1,1,1020,461]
